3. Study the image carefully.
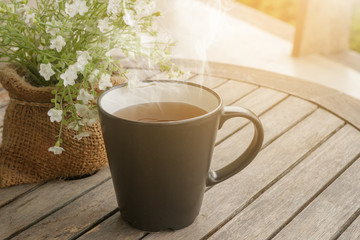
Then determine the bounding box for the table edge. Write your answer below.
[172,59,360,131]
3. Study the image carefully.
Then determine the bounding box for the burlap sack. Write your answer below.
[0,65,108,188]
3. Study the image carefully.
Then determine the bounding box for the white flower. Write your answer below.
[75,104,98,126]
[74,0,88,16]
[48,145,65,154]
[135,1,156,16]
[88,69,99,83]
[16,4,29,15]
[77,51,92,61]
[65,2,78,17]
[77,88,94,103]
[82,109,98,126]
[39,63,55,81]
[46,21,60,36]
[67,121,80,131]
[74,131,90,140]
[50,35,66,52]
[60,66,78,86]
[123,11,136,26]
[76,51,92,72]
[98,17,113,33]
[24,12,35,25]
[99,73,112,90]
[68,64,79,73]
[107,0,122,16]
[47,108,63,122]
[75,103,90,116]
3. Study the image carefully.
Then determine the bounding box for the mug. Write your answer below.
[98,80,264,231]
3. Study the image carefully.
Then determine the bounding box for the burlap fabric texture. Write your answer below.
[0,65,108,188]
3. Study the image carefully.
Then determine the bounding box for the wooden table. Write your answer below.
[1,60,360,240]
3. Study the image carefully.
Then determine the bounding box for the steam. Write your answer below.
[100,81,219,116]
[156,0,233,82]
[105,1,233,108]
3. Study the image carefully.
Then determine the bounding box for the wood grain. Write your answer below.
[0,183,38,208]
[338,214,360,240]
[213,80,258,105]
[273,157,360,240]
[79,212,145,240]
[173,60,360,131]
[13,180,119,240]
[188,74,227,89]
[210,125,360,240]
[212,96,316,170]
[216,87,287,143]
[144,109,344,240]
[0,167,111,239]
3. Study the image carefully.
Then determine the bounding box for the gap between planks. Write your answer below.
[79,99,338,240]
[267,151,360,240]
[69,84,294,238]
[330,207,360,240]
[2,70,355,239]
[203,122,348,240]
[1,176,111,240]
[272,155,360,240]
[142,107,344,239]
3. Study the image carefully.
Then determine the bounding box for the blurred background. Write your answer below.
[237,0,360,54]
[157,0,360,99]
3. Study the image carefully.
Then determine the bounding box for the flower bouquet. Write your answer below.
[0,0,179,187]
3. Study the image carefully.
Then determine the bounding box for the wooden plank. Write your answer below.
[213,96,316,169]
[338,214,360,240]
[79,212,145,240]
[213,80,258,105]
[274,157,360,240]
[292,0,352,56]
[209,125,360,240]
[13,180,127,240]
[145,109,344,239]
[0,167,111,239]
[216,87,287,143]
[172,60,360,131]
[188,74,227,89]
[217,94,306,142]
[0,183,39,208]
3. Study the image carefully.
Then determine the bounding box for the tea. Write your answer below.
[113,102,207,122]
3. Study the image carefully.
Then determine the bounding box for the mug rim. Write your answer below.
[97,80,223,125]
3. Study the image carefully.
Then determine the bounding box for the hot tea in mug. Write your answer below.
[98,80,264,231]
[113,102,207,122]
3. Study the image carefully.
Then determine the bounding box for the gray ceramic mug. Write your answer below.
[98,80,264,231]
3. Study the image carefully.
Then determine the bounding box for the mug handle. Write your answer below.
[206,106,264,186]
